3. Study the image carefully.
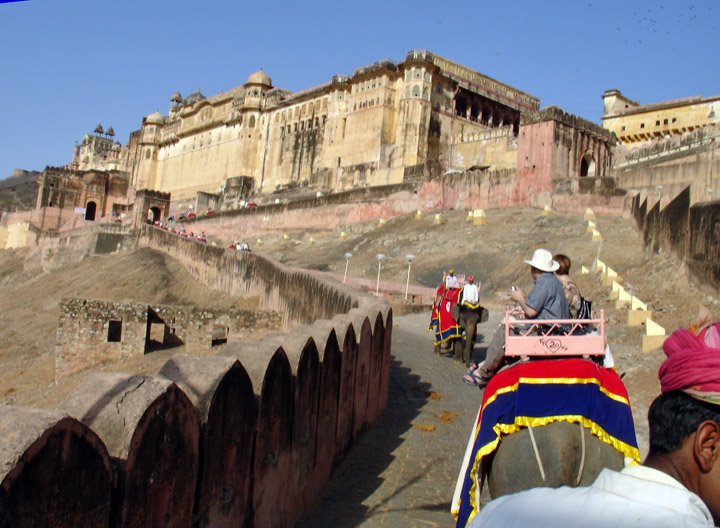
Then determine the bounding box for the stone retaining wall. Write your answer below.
[1,224,391,528]
[632,186,720,292]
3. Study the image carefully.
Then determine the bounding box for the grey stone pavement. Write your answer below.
[297,310,502,527]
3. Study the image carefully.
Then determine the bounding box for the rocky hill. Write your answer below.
[0,169,40,212]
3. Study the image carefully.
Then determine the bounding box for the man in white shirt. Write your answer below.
[461,275,479,306]
[467,325,720,528]
[445,268,460,289]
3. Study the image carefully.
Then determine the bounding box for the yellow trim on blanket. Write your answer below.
[482,376,630,408]
[462,415,641,523]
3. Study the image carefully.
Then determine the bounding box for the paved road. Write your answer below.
[297,310,502,527]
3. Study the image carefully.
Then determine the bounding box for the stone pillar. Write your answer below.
[335,322,358,461]
[353,317,374,438]
[251,350,293,528]
[366,311,387,424]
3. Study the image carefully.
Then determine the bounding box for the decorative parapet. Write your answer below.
[456,125,516,144]
[527,106,617,144]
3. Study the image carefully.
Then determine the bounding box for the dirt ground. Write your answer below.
[1,206,717,455]
[0,246,261,409]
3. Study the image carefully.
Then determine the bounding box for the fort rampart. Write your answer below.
[0,224,391,528]
[632,186,720,292]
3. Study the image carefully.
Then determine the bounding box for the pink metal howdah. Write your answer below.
[504,310,606,357]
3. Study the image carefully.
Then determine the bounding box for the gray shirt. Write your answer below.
[525,272,570,319]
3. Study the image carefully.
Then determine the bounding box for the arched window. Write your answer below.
[412,86,420,98]
[145,149,151,160]
[248,115,256,128]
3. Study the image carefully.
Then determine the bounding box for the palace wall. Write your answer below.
[612,133,720,209]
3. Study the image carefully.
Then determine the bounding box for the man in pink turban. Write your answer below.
[466,323,720,527]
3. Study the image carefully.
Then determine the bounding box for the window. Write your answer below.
[107,320,122,342]
[621,126,626,131]
[672,117,677,123]
[640,123,645,129]
[664,118,669,125]
[656,120,660,126]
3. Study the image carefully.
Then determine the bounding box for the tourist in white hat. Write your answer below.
[463,248,569,388]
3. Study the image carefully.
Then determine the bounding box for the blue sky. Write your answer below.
[0,0,717,178]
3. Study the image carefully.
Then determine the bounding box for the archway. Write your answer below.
[147,207,161,223]
[580,154,596,177]
[85,201,97,221]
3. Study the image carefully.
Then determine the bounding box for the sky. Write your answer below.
[0,0,718,178]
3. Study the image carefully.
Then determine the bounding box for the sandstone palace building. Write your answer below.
[31,50,630,229]
[38,52,539,215]
[127,50,539,201]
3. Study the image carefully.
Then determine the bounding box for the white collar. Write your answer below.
[621,464,689,491]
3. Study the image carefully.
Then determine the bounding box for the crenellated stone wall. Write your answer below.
[0,223,391,528]
[631,187,720,292]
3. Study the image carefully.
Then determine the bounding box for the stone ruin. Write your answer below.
[55,298,283,379]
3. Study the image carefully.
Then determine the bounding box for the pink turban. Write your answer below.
[659,324,720,404]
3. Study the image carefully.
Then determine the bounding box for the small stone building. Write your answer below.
[55,298,282,379]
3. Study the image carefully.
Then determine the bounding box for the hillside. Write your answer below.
[0,169,40,212]
[0,246,261,408]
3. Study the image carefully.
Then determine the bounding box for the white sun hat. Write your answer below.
[524,248,560,272]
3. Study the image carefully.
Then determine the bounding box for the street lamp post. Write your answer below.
[404,254,415,301]
[343,252,353,284]
[375,253,386,296]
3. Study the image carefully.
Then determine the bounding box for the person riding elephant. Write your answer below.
[456,275,487,365]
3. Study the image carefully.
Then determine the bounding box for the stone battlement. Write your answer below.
[1,224,391,528]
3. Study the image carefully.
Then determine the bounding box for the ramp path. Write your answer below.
[297,310,502,527]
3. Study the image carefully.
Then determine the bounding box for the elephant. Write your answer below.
[455,304,489,365]
[484,421,624,498]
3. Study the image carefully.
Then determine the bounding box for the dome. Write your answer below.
[106,126,115,137]
[94,123,104,135]
[145,112,164,125]
[171,91,183,103]
[246,70,272,87]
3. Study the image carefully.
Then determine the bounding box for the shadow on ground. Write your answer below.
[296,356,432,527]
